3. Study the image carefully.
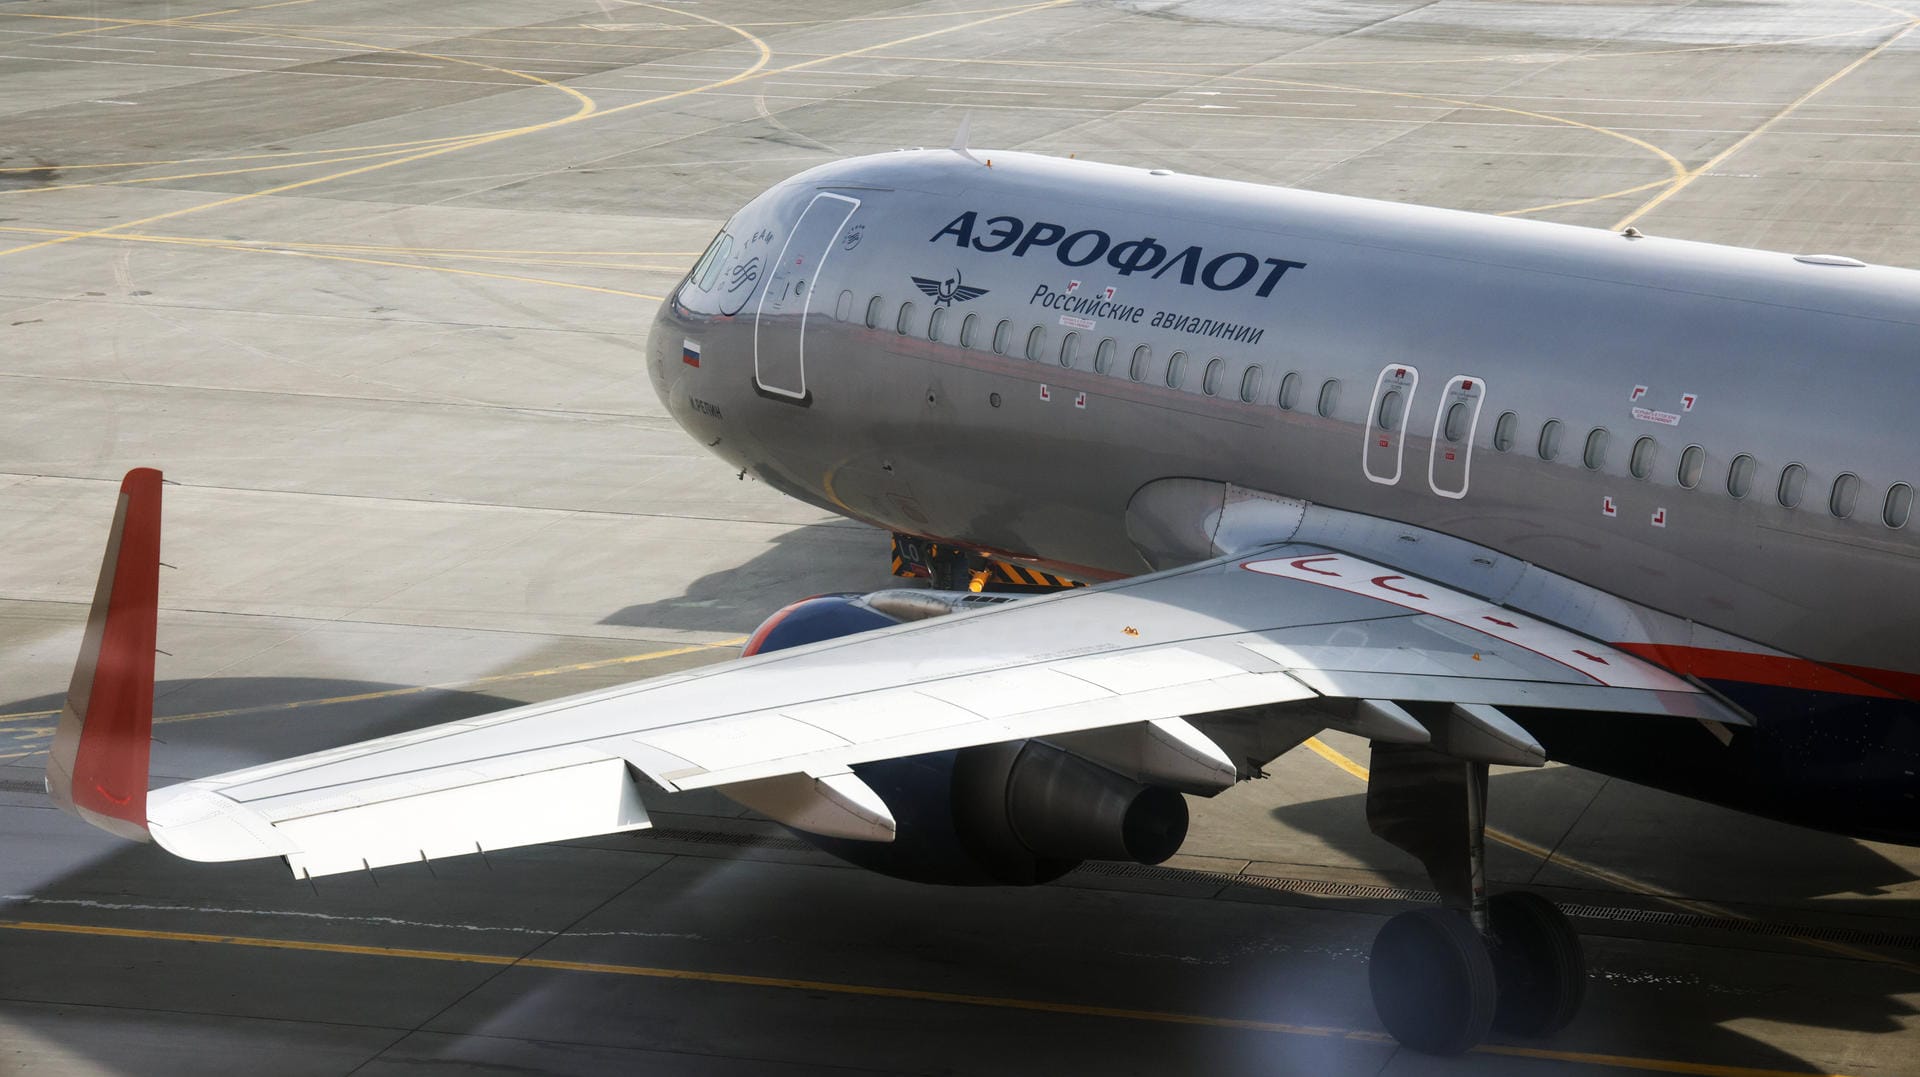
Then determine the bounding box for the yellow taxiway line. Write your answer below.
[0,917,1861,1077]
[1301,738,1920,977]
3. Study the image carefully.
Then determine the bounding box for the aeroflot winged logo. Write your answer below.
[931,210,1306,298]
[911,270,990,307]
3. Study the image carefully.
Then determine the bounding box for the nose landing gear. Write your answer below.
[1364,740,1586,1054]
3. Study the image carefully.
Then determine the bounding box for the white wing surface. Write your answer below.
[48,478,1734,878]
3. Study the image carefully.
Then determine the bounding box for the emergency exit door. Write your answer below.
[1428,375,1486,499]
[755,192,861,399]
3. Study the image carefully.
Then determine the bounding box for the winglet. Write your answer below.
[949,112,980,164]
[46,468,163,842]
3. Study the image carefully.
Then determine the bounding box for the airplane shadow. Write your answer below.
[596,521,899,634]
[1264,766,1920,1071]
[4,674,1913,1076]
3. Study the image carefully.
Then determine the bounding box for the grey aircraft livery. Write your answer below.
[49,142,1920,1056]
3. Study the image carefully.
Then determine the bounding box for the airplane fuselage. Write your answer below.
[650,149,1920,844]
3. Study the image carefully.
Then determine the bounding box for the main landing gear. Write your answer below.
[1364,743,1586,1053]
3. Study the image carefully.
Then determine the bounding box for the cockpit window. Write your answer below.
[690,231,732,292]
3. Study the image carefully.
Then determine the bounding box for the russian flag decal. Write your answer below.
[682,339,701,368]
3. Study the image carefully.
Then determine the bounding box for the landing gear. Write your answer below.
[1364,740,1586,1053]
[1368,906,1497,1054]
[1488,891,1585,1037]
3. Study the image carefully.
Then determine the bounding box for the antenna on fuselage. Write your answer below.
[950,112,981,165]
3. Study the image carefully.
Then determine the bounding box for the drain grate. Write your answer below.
[634,826,1920,953]
[1075,862,1920,952]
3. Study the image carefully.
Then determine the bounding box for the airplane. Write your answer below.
[45,136,1920,1057]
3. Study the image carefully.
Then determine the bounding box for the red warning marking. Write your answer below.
[1602,496,1617,517]
[1631,385,1648,401]
[1243,553,1693,692]
[1039,384,1051,402]
[1461,380,1474,391]
[1651,507,1667,527]
[1378,438,1390,448]
[1682,393,1697,411]
[1371,575,1428,600]
[1067,280,1081,293]
[1394,368,1406,378]
[1444,451,1456,461]
[1074,391,1087,410]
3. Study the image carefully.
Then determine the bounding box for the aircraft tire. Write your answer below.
[1368,906,1497,1054]
[1489,891,1586,1037]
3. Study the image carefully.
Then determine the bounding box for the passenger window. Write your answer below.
[1240,365,1262,403]
[960,313,978,348]
[992,320,1011,355]
[1278,372,1301,410]
[896,302,915,335]
[1778,463,1807,508]
[1492,412,1516,452]
[1678,445,1704,489]
[1538,420,1563,460]
[1025,325,1046,361]
[1443,401,1470,442]
[1317,379,1340,417]
[1885,483,1913,528]
[835,290,853,321]
[928,306,947,343]
[1831,473,1860,518]
[1629,436,1656,479]
[1130,345,1150,382]
[1166,351,1188,389]
[1728,454,1756,499]
[1583,428,1610,470]
[1059,332,1079,368]
[1378,390,1404,431]
[1202,357,1223,396]
[1095,338,1116,375]
[865,295,885,330]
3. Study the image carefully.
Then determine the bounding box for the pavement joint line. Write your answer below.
[841,50,1692,215]
[0,0,1075,267]
[1612,18,1920,230]
[0,917,1860,1077]
[1299,739,1920,975]
[0,639,746,738]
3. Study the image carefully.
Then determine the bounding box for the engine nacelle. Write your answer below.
[738,593,1191,885]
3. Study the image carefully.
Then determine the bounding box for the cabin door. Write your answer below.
[754,192,861,399]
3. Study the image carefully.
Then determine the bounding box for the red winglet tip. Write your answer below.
[48,468,162,840]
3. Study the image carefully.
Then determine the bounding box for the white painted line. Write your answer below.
[36,44,154,53]
[0,54,242,73]
[339,60,441,69]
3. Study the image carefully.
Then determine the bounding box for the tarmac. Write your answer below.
[1,1,1917,1074]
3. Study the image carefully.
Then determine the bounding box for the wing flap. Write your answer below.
[155,755,651,877]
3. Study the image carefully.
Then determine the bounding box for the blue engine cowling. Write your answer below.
[740,594,1189,886]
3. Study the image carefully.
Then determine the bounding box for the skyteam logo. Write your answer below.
[911,270,990,307]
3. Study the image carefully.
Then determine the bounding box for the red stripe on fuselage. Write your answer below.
[1611,642,1902,700]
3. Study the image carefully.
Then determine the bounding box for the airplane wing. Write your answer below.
[50,470,1743,879]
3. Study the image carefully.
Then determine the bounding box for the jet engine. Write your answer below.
[736,593,1191,885]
